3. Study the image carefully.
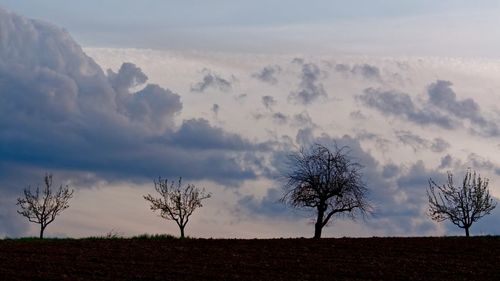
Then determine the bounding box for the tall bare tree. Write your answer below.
[428,169,496,237]
[17,174,74,239]
[281,143,371,239]
[144,177,211,238]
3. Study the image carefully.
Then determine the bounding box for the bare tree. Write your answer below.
[16,174,74,239]
[281,143,371,239]
[144,177,211,238]
[428,169,496,237]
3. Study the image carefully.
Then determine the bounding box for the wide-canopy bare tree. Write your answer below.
[281,143,371,239]
[144,177,211,238]
[17,174,74,239]
[427,169,496,237]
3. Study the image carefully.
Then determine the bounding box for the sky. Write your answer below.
[1,1,500,238]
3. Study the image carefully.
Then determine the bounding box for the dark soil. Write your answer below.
[0,237,499,281]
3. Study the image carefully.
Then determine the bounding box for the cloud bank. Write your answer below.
[0,8,262,189]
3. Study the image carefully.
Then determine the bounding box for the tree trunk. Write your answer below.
[465,226,470,237]
[314,206,325,239]
[39,225,45,239]
[179,225,185,239]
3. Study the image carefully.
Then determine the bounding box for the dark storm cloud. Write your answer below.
[190,69,234,93]
[289,63,327,105]
[261,95,277,110]
[395,131,450,153]
[0,8,264,190]
[166,118,255,151]
[252,65,281,85]
[358,81,499,136]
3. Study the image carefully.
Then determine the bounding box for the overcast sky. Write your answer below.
[2,1,500,56]
[1,1,500,239]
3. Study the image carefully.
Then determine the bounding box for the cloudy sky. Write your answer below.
[1,1,500,238]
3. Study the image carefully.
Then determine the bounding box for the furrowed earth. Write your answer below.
[0,237,499,280]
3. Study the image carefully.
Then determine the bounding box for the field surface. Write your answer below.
[0,237,499,280]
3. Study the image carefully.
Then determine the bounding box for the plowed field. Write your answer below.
[0,237,499,280]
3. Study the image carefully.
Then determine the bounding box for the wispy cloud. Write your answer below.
[289,62,327,105]
[191,69,235,93]
[359,81,499,136]
[252,65,281,85]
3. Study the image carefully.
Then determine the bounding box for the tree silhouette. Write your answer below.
[16,174,74,239]
[281,143,371,238]
[427,169,496,237]
[144,177,211,238]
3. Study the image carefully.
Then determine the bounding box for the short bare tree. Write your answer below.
[281,143,371,239]
[144,177,211,238]
[17,174,74,239]
[428,169,497,237]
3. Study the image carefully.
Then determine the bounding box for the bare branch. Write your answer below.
[144,177,211,238]
[281,143,372,238]
[427,169,497,237]
[16,173,74,239]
